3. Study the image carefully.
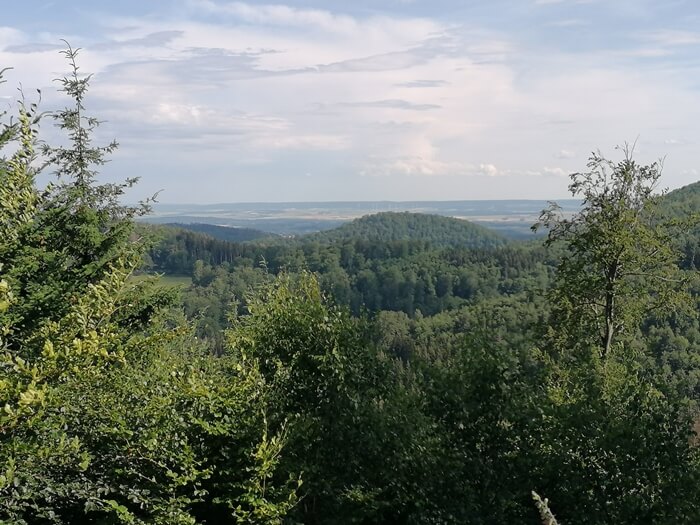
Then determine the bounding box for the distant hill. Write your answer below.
[658,181,700,269]
[166,223,276,243]
[305,212,508,248]
[145,200,581,238]
[659,181,700,217]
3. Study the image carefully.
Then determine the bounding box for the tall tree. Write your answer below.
[0,44,154,351]
[534,146,694,358]
[531,146,700,523]
[0,49,299,524]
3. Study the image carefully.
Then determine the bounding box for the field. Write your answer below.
[140,200,581,238]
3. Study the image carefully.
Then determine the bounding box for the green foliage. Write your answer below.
[307,211,508,248]
[227,272,437,523]
[0,46,150,351]
[147,222,551,347]
[141,146,700,523]
[227,272,379,520]
[535,147,696,358]
[533,346,700,523]
[0,49,298,524]
[656,181,700,270]
[167,223,277,243]
[530,147,700,523]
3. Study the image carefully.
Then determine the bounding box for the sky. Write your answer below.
[1,0,700,203]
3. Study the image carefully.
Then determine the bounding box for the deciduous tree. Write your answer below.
[534,146,694,358]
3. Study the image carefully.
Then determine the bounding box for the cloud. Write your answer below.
[478,163,500,177]
[191,0,360,34]
[546,19,588,27]
[361,156,470,177]
[3,42,64,54]
[360,140,507,178]
[337,99,441,111]
[315,49,434,74]
[555,149,575,159]
[94,31,185,50]
[542,166,568,176]
[3,0,700,202]
[2,29,183,55]
[644,30,700,47]
[533,0,597,5]
[663,138,692,147]
[0,27,24,47]
[251,134,350,151]
[360,158,570,179]
[395,79,448,88]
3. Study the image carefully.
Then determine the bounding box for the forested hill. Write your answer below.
[305,211,507,248]
[659,181,700,216]
[166,222,276,243]
[657,181,700,269]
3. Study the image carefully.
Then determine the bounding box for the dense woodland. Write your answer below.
[144,214,553,349]
[3,49,700,525]
[166,223,277,244]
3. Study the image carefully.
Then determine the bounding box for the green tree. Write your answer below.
[0,44,155,352]
[531,146,700,523]
[0,50,298,524]
[534,146,694,358]
[227,272,435,524]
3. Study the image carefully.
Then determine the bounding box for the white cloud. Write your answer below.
[0,27,24,47]
[664,138,691,146]
[542,166,568,177]
[547,19,588,27]
[188,0,442,43]
[555,149,575,159]
[478,163,500,177]
[644,30,700,47]
[192,1,360,33]
[2,1,700,202]
[335,99,441,111]
[360,156,479,177]
[252,134,350,151]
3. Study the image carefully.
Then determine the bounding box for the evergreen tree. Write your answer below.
[0,49,298,524]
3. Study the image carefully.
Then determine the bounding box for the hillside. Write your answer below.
[305,211,507,248]
[658,181,700,268]
[659,181,700,216]
[166,222,276,243]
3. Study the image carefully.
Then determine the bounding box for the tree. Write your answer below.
[530,146,700,523]
[226,272,436,524]
[534,146,694,358]
[0,44,156,352]
[0,49,299,524]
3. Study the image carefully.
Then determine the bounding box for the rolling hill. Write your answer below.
[166,223,277,243]
[658,181,700,268]
[304,211,508,248]
[659,181,700,217]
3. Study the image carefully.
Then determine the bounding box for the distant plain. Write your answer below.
[144,200,581,239]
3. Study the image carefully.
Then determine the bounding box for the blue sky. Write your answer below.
[1,0,700,203]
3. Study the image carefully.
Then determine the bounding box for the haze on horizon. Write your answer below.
[1,0,699,203]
